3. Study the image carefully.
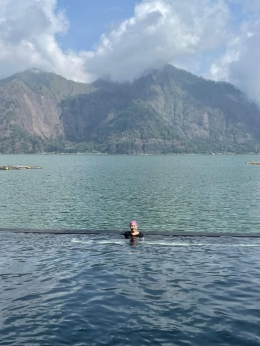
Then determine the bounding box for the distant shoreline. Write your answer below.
[0,152,260,156]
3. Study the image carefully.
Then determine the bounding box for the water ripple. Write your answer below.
[1,154,260,233]
[0,233,260,345]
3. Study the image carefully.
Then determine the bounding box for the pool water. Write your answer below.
[1,232,260,346]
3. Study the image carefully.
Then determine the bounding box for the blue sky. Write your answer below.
[56,0,137,51]
[0,0,260,104]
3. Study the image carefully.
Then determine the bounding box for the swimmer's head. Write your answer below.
[130,220,138,231]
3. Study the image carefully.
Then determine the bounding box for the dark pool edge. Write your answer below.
[1,228,260,237]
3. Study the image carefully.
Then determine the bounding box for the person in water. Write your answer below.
[124,221,144,239]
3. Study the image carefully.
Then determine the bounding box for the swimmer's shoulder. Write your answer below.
[124,231,131,238]
[123,231,144,238]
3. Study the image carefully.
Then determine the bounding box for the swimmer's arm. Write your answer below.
[124,231,130,239]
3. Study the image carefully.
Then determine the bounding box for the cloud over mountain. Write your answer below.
[84,0,231,81]
[208,3,260,104]
[0,0,260,104]
[0,0,89,81]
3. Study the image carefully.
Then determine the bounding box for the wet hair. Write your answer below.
[130,220,138,227]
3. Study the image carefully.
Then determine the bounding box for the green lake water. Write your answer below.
[0,154,259,233]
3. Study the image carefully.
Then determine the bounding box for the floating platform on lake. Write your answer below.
[1,228,260,237]
[0,165,41,170]
[246,162,260,165]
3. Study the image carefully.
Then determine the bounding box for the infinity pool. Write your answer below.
[1,232,260,346]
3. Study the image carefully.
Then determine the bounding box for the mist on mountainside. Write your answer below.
[0,65,259,154]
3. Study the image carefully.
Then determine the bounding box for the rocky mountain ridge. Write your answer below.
[0,65,260,153]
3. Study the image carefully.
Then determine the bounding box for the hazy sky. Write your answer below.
[1,0,260,103]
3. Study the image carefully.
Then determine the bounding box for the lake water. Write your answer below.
[1,154,260,232]
[1,154,260,345]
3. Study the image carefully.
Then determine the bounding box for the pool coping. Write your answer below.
[1,228,260,237]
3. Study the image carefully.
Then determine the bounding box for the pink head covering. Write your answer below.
[130,220,138,227]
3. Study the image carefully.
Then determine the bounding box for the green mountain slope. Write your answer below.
[0,69,95,153]
[61,65,260,153]
[0,65,260,153]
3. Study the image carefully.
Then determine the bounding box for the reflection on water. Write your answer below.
[129,238,137,247]
[0,232,260,345]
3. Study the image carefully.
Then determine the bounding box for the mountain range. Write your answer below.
[0,64,260,154]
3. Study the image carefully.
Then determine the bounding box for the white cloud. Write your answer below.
[228,20,260,104]
[208,14,260,104]
[0,0,260,105]
[0,0,90,81]
[85,0,231,81]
